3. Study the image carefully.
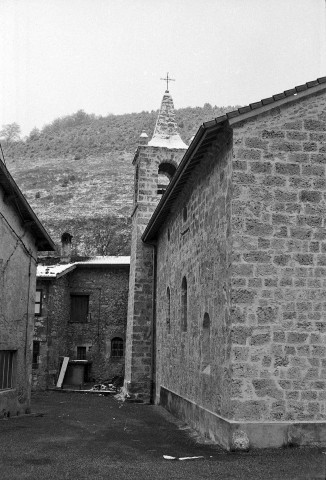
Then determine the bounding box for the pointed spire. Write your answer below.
[148,91,188,149]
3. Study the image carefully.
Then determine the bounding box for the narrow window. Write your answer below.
[183,206,188,222]
[77,346,87,360]
[32,341,40,369]
[166,287,171,333]
[181,277,187,332]
[35,290,42,316]
[134,164,139,202]
[202,313,211,374]
[70,295,89,323]
[111,338,124,357]
[0,350,15,390]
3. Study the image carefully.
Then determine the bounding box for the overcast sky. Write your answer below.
[1,0,325,136]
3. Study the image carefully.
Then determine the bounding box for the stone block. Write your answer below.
[300,190,322,203]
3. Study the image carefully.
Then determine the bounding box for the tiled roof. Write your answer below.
[37,263,76,278]
[77,256,130,266]
[37,256,130,279]
[142,77,326,242]
[207,76,326,126]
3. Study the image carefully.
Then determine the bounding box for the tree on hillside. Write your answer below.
[29,127,41,140]
[0,123,21,142]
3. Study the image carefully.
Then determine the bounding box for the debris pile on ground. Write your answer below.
[91,383,116,393]
[91,376,124,393]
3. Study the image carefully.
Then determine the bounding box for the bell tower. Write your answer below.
[124,80,187,402]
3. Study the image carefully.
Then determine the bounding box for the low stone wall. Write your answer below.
[160,386,326,450]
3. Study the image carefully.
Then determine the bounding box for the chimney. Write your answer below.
[60,232,73,264]
[139,131,148,146]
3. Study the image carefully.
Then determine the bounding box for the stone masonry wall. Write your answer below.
[155,129,233,417]
[33,266,129,389]
[124,145,185,401]
[33,276,70,389]
[231,90,326,422]
[0,185,38,416]
[66,266,128,382]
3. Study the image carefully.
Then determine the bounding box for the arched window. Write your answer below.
[166,287,171,333]
[183,206,188,222]
[111,337,124,357]
[202,313,211,373]
[181,277,187,332]
[157,162,177,194]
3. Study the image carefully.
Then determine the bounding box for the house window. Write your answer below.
[111,338,124,357]
[35,290,42,316]
[32,341,40,369]
[77,346,87,360]
[0,350,15,390]
[202,313,211,373]
[181,277,187,332]
[166,287,171,333]
[70,295,89,323]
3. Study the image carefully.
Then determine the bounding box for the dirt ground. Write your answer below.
[0,391,325,479]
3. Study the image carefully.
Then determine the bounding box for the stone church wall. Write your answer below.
[231,90,326,422]
[125,146,185,401]
[155,130,233,418]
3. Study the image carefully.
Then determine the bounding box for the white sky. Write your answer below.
[1,0,325,136]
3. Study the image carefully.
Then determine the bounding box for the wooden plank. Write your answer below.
[56,357,69,388]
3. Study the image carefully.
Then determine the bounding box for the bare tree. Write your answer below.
[0,123,21,142]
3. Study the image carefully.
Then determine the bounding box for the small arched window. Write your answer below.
[157,162,177,194]
[202,313,211,373]
[183,206,188,222]
[181,277,187,332]
[111,337,124,357]
[167,287,171,333]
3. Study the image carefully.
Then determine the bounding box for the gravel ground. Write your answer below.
[0,391,325,479]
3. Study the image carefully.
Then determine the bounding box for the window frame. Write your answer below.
[32,341,40,369]
[0,350,16,390]
[35,289,42,316]
[69,294,90,323]
[111,337,124,358]
[181,276,188,332]
[76,346,87,360]
[201,313,211,373]
[166,286,171,333]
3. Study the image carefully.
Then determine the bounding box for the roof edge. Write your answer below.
[0,160,55,251]
[142,121,228,242]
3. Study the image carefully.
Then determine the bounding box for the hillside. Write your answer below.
[3,103,239,256]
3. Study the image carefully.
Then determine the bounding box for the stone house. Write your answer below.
[33,240,130,390]
[125,77,326,449]
[0,158,54,417]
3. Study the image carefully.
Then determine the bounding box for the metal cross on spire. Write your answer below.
[160,72,175,92]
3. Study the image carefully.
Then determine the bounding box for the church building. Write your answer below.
[125,77,326,449]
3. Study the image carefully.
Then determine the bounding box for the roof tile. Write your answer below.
[238,106,251,113]
[317,77,326,84]
[261,97,274,106]
[273,92,286,101]
[250,101,262,110]
[214,114,227,124]
[295,84,308,92]
[226,110,240,119]
[306,80,319,88]
[284,88,296,97]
